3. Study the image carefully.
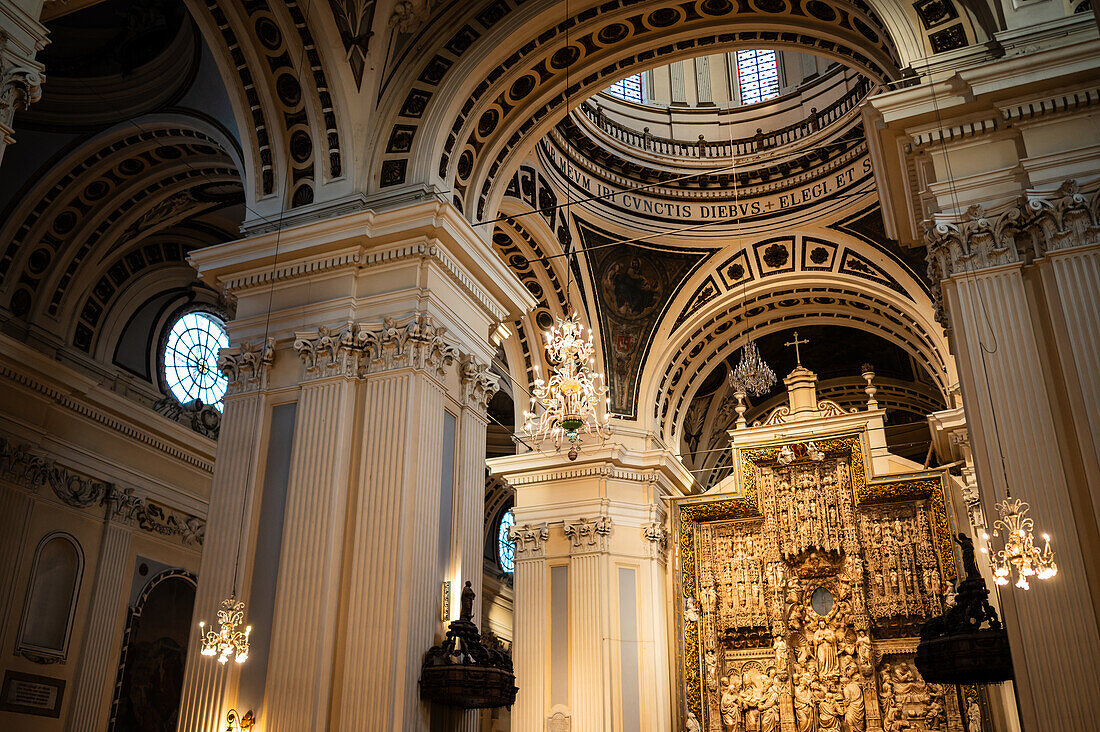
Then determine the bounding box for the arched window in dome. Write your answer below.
[607,73,644,103]
[497,510,515,574]
[736,50,780,105]
[163,311,230,412]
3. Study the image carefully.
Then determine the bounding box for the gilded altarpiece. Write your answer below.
[675,433,965,732]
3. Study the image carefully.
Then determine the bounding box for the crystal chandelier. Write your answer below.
[981,499,1057,590]
[729,339,776,396]
[198,594,252,664]
[523,312,611,460]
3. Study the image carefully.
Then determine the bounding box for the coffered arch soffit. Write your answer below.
[636,244,953,446]
[373,0,983,215]
[0,116,242,341]
[180,0,350,214]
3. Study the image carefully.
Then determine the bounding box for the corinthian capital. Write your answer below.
[564,515,612,553]
[508,522,550,560]
[0,66,44,113]
[460,355,499,410]
[643,522,670,562]
[219,337,275,393]
[1023,180,1100,255]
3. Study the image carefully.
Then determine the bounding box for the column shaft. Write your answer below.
[177,391,263,732]
[263,377,355,731]
[0,486,31,644]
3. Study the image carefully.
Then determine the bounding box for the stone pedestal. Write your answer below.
[176,201,534,731]
[488,439,691,732]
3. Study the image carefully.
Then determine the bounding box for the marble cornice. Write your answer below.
[0,362,214,473]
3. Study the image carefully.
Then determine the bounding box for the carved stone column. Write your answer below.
[489,444,691,732]
[926,188,1100,731]
[66,494,134,732]
[0,1,47,166]
[0,483,32,644]
[177,340,273,732]
[509,522,550,730]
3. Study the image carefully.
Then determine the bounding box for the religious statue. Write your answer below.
[701,582,718,613]
[706,649,719,690]
[759,670,783,732]
[842,668,866,732]
[742,678,762,731]
[720,676,743,732]
[794,675,815,732]
[685,710,702,732]
[855,631,873,676]
[966,700,982,732]
[685,596,701,623]
[774,635,789,670]
[459,580,475,621]
[813,620,839,678]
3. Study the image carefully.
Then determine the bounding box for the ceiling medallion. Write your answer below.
[981,498,1057,590]
[198,594,252,664]
[523,312,611,460]
[729,339,777,396]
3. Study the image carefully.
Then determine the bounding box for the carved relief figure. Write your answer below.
[794,674,815,732]
[842,668,865,731]
[813,620,839,678]
[720,676,743,732]
[966,700,982,731]
[760,671,782,732]
[855,631,873,676]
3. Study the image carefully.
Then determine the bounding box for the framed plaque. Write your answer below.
[0,670,65,718]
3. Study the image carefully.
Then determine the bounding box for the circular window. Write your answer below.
[163,311,229,411]
[498,510,515,574]
[810,587,834,616]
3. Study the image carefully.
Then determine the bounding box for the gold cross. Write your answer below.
[785,331,809,366]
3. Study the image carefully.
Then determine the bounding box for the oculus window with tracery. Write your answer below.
[607,73,644,103]
[736,50,780,105]
[498,510,515,574]
[163,311,230,411]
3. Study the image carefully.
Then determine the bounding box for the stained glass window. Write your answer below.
[607,73,644,103]
[163,311,230,411]
[736,49,780,105]
[498,510,515,574]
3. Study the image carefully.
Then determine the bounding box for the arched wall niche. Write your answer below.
[637,260,953,447]
[372,0,984,215]
[108,568,198,732]
[0,115,242,343]
[15,531,85,663]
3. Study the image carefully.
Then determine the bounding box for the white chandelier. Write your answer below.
[729,339,776,396]
[198,594,252,664]
[523,312,611,460]
[981,498,1057,590]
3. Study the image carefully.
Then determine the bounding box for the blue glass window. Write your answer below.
[163,311,230,411]
[498,510,515,574]
[607,73,644,103]
[736,50,780,105]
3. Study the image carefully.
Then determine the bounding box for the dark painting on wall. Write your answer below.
[111,572,196,732]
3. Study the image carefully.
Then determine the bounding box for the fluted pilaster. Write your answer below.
[263,376,356,731]
[569,548,611,732]
[332,370,444,730]
[176,390,264,732]
[510,523,550,730]
[0,486,31,643]
[67,518,131,732]
[946,265,1100,730]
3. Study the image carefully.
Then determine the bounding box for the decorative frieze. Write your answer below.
[563,516,612,554]
[154,397,221,439]
[219,337,275,393]
[294,313,462,380]
[0,438,204,546]
[508,522,550,560]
